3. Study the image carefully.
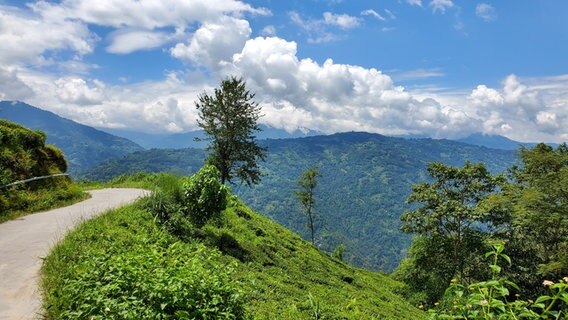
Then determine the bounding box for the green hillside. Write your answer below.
[0,101,144,173]
[0,120,84,221]
[41,175,425,319]
[81,132,517,271]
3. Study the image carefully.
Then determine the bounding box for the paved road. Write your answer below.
[0,188,148,320]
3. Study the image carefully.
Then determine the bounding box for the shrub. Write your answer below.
[43,208,247,320]
[182,165,228,227]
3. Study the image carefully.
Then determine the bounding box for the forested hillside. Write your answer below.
[82,132,516,271]
[0,101,143,173]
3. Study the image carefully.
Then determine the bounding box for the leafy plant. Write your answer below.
[430,241,568,319]
[182,165,229,227]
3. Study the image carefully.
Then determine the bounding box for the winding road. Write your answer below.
[0,188,148,320]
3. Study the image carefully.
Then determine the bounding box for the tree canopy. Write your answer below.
[195,76,266,185]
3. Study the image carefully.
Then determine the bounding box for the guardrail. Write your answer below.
[1,173,69,189]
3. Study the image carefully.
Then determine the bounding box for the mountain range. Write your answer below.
[2,100,555,271]
[80,132,517,271]
[98,125,322,149]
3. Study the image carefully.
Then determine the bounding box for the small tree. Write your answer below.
[294,167,319,245]
[195,76,266,185]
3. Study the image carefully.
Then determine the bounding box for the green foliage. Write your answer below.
[195,76,266,185]
[182,165,229,227]
[397,162,506,305]
[42,206,246,319]
[332,244,345,261]
[42,184,425,319]
[430,241,568,319]
[474,143,568,298]
[0,120,84,221]
[294,167,319,245]
[510,143,568,277]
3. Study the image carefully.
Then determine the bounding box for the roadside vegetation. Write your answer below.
[41,168,424,319]
[0,120,86,223]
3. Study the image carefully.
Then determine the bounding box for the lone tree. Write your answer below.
[195,76,266,185]
[294,167,319,245]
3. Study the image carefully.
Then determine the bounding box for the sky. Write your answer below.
[0,0,567,142]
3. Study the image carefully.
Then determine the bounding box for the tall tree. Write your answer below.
[195,77,266,185]
[508,143,568,278]
[397,162,505,304]
[294,167,319,245]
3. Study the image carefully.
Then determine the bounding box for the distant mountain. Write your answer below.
[99,125,322,149]
[0,101,144,174]
[456,133,559,150]
[81,131,517,271]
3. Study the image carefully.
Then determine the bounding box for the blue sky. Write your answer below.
[0,0,567,142]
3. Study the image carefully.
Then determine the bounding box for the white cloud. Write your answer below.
[170,17,251,69]
[0,5,96,66]
[407,0,423,7]
[385,9,396,20]
[468,85,504,107]
[107,29,177,54]
[0,67,34,100]
[0,0,270,68]
[30,0,270,30]
[289,11,360,43]
[323,12,360,29]
[392,68,445,81]
[476,3,497,22]
[55,77,105,105]
[219,36,476,137]
[361,9,385,21]
[260,25,277,36]
[429,0,454,14]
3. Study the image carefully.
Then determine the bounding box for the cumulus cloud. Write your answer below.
[170,17,251,69]
[55,77,105,105]
[217,36,476,137]
[476,3,497,22]
[429,0,454,14]
[464,75,568,141]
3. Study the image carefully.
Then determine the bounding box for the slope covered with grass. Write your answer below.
[42,176,425,319]
[0,120,85,222]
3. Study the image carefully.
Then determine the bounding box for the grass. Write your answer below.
[0,180,88,224]
[41,187,426,319]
